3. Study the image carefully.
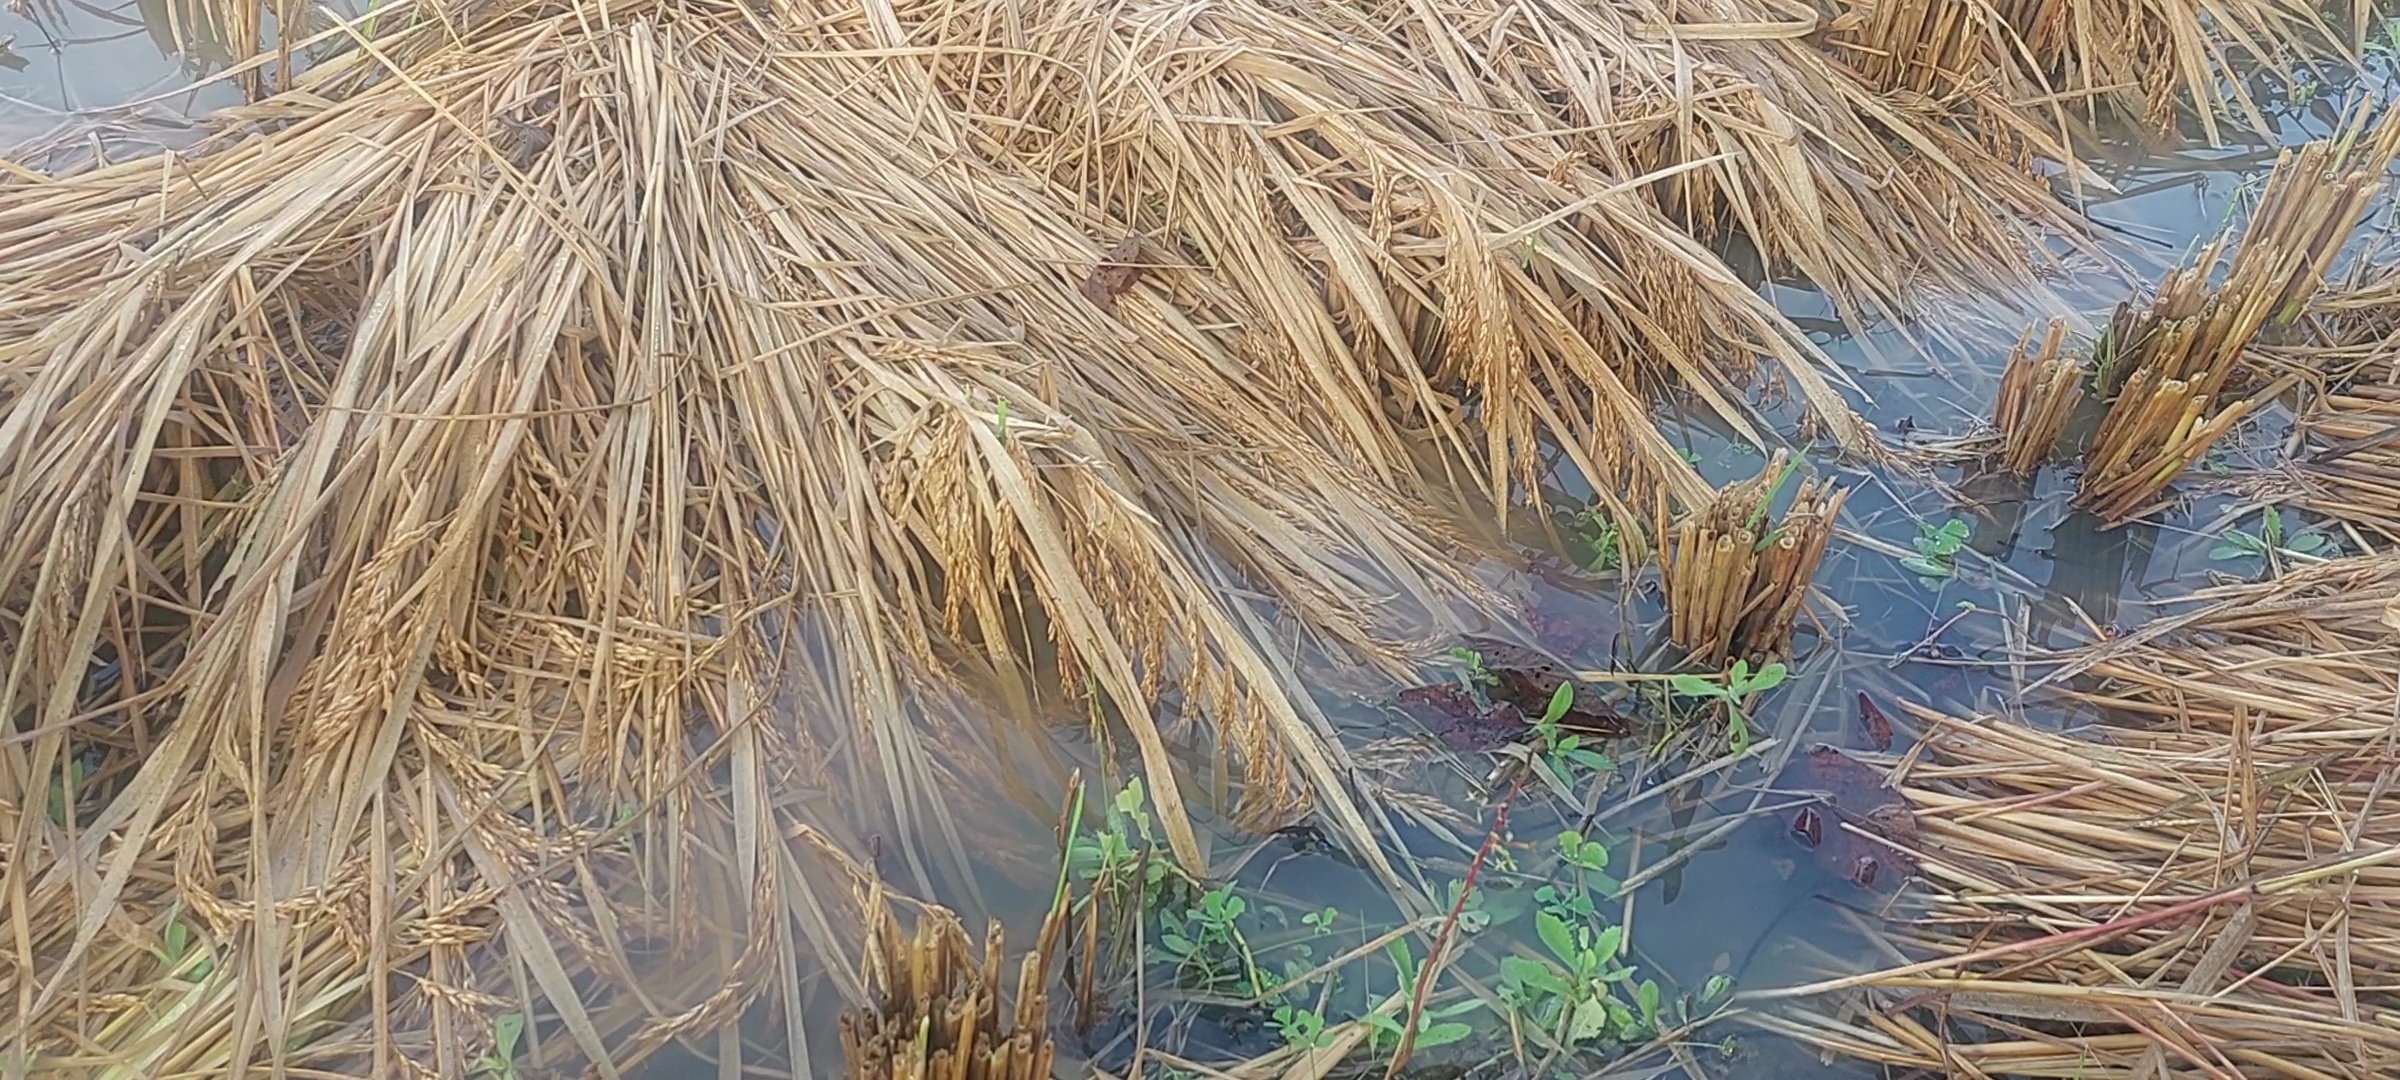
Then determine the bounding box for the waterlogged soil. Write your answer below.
[11,23,2398,1080]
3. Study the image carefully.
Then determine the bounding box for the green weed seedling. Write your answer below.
[1667,660,1787,754]
[1442,877,1496,935]
[2376,16,2400,63]
[1573,506,1623,572]
[152,905,213,980]
[1159,884,1265,994]
[1529,682,1614,785]
[2211,508,2335,570]
[1358,999,1480,1053]
[472,1013,524,1080]
[1272,1002,1332,1049]
[1068,778,1183,908]
[1494,831,1663,1052]
[45,755,86,828]
[1450,646,1498,690]
[1900,518,1971,587]
[1361,939,1480,1053]
[1499,913,1661,1050]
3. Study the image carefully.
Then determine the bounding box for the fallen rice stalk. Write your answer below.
[1755,553,2400,1076]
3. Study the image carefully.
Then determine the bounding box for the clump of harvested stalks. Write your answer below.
[1826,0,2350,143]
[1749,554,2400,1076]
[2077,107,2400,523]
[1658,453,1845,665]
[841,886,1065,1080]
[1991,319,2083,473]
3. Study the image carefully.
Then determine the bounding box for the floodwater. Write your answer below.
[8,13,2396,1080]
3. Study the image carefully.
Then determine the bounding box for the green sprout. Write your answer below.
[1899,518,1971,586]
[1667,659,1788,754]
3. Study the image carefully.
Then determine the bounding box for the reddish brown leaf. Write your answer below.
[1080,237,1145,311]
[1461,636,1628,736]
[1395,684,1523,752]
[1857,691,1895,751]
[1781,744,1920,893]
[1523,584,1618,662]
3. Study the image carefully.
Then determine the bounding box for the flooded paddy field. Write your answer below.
[5,5,2399,1080]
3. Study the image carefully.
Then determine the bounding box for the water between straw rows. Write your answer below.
[8,10,2397,1078]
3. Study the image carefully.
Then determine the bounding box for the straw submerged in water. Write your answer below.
[1751,555,2400,1076]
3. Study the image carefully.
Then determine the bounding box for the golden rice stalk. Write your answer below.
[839,878,1065,1080]
[903,0,2129,457]
[2077,105,2400,523]
[0,6,1496,1074]
[2076,366,2255,521]
[2293,375,2400,540]
[1750,554,2400,1076]
[1657,452,1844,665]
[2265,266,2400,540]
[1992,319,2083,474]
[1827,0,2353,143]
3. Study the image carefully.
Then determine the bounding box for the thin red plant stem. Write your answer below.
[1384,772,1526,1079]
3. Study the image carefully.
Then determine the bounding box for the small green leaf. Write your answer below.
[1609,1000,1641,1040]
[1637,979,1662,1025]
[2208,543,2255,562]
[1536,911,1577,965]
[1415,1021,1474,1048]
[1667,674,1719,698]
[492,1013,524,1061]
[2287,531,2328,553]
[1500,955,1570,997]
[1159,933,1196,955]
[1568,997,1611,1043]
[1542,681,1576,724]
[1567,748,1614,772]
[1592,925,1624,960]
[1700,973,1733,1002]
[1744,661,1788,692]
[1898,555,1951,578]
[1430,999,1488,1018]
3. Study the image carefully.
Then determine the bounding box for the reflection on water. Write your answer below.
[0,1,230,159]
